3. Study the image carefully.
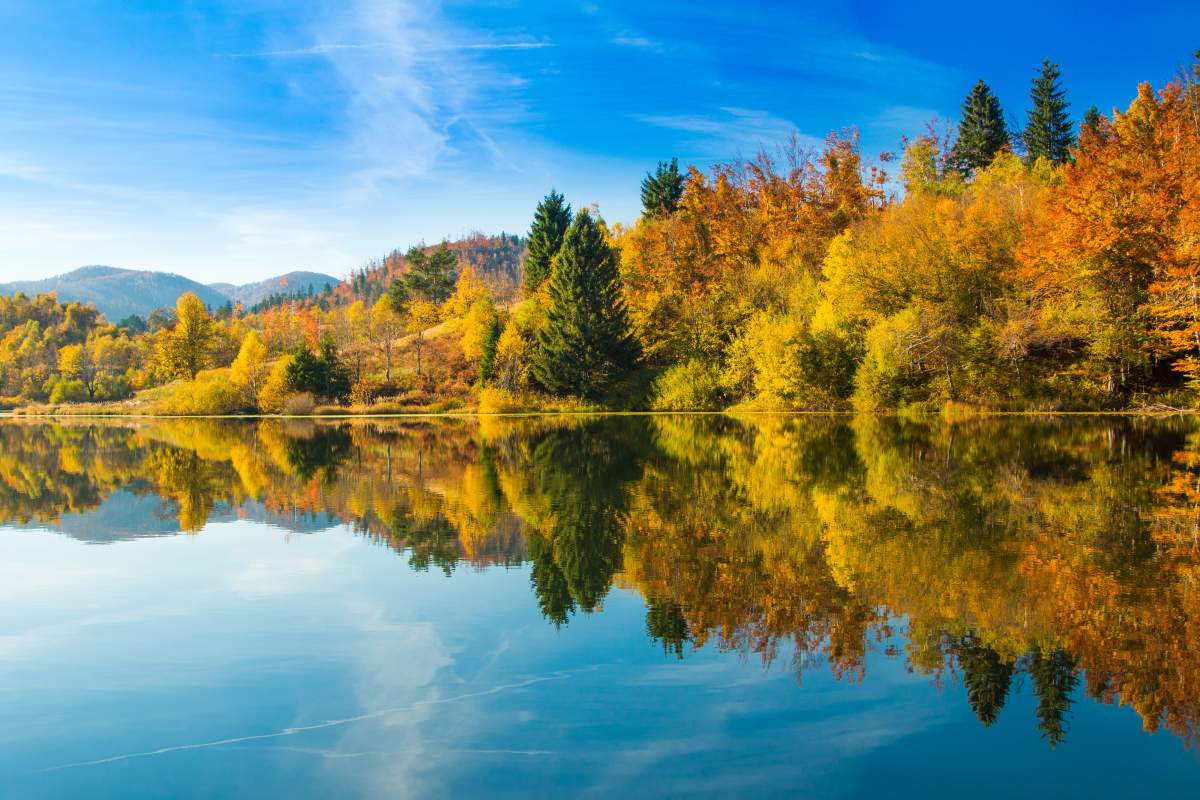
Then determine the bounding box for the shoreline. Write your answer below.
[2,408,1196,420]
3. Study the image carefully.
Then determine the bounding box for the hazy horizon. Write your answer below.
[2,0,1197,285]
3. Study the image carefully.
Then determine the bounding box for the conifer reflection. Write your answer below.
[2,414,1199,747]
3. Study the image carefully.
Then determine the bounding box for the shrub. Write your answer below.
[154,369,244,415]
[281,392,316,416]
[48,378,87,405]
[650,360,724,411]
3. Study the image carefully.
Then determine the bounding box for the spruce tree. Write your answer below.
[1081,105,1102,139]
[950,80,1010,175]
[640,158,684,217]
[1024,59,1074,165]
[478,316,500,383]
[532,210,639,398]
[1029,647,1079,748]
[523,190,572,292]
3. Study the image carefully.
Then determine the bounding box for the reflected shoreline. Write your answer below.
[3,413,1200,750]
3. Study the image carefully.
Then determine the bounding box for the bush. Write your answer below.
[48,378,87,404]
[281,392,316,416]
[154,369,245,415]
[853,308,938,411]
[650,360,724,411]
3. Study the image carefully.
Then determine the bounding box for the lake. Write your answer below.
[1,415,1198,798]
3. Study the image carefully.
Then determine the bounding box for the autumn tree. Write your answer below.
[523,190,572,292]
[406,298,441,378]
[158,292,216,380]
[640,158,685,217]
[56,344,99,400]
[950,80,1010,174]
[1020,82,1199,394]
[230,330,269,407]
[533,210,639,398]
[1024,59,1074,165]
[369,295,405,383]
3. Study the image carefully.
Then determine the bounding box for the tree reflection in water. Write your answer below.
[1,413,1199,747]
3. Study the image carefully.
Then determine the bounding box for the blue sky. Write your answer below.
[1,0,1197,284]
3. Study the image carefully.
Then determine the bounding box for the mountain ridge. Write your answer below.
[0,266,339,320]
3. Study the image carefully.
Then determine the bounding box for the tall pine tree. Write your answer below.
[950,80,1010,175]
[532,210,639,398]
[523,190,572,292]
[640,158,685,217]
[1024,59,1074,165]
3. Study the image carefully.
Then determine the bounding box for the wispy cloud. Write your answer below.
[254,40,552,58]
[611,34,658,49]
[270,0,537,193]
[638,106,822,157]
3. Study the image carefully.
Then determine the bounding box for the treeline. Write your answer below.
[3,54,1198,413]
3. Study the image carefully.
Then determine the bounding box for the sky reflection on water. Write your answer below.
[1,416,1199,798]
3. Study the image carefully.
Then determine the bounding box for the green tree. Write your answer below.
[529,532,575,627]
[955,636,1014,727]
[532,210,639,398]
[1024,59,1075,165]
[1029,647,1079,748]
[1081,105,1102,138]
[523,190,572,292]
[640,158,685,217]
[645,598,690,659]
[159,292,216,380]
[286,336,351,403]
[403,243,457,304]
[950,80,1010,174]
[478,315,501,383]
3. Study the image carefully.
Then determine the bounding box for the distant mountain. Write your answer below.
[210,271,339,308]
[0,266,340,320]
[13,489,343,543]
[0,266,229,320]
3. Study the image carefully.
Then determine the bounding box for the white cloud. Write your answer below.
[638,107,823,157]
[280,0,537,193]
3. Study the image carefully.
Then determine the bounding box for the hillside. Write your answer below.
[0,266,341,320]
[333,232,525,306]
[210,271,339,308]
[0,266,229,320]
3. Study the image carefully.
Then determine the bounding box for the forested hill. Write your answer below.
[332,232,526,306]
[0,266,340,320]
[0,266,229,321]
[208,271,339,309]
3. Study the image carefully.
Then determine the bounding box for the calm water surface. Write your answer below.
[1,415,1199,798]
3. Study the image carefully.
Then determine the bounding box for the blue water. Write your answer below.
[1,521,1195,799]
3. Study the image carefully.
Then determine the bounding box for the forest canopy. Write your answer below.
[2,53,1198,414]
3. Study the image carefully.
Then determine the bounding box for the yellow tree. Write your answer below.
[335,300,371,386]
[406,298,441,378]
[230,330,269,407]
[57,344,99,399]
[158,292,216,380]
[369,295,405,382]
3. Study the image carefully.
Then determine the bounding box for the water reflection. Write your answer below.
[2,414,1199,749]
